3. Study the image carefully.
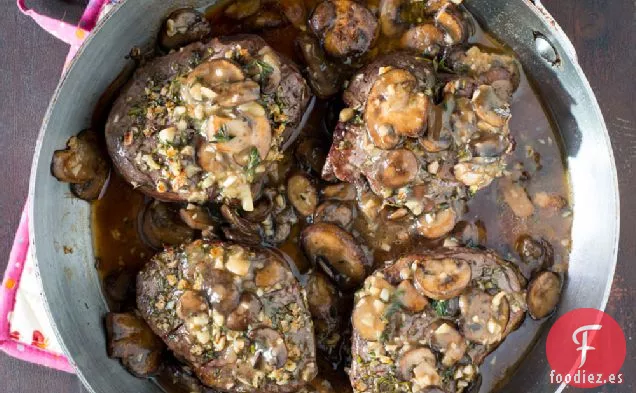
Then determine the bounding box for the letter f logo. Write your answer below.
[572,324,602,368]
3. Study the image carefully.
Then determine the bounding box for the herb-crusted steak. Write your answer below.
[137,239,317,392]
[106,35,310,209]
[349,247,527,393]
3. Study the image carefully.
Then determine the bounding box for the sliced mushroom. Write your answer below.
[426,320,467,366]
[185,59,245,91]
[106,312,165,377]
[287,173,318,217]
[365,68,430,149]
[159,8,212,50]
[500,179,534,218]
[314,201,355,230]
[306,376,336,393]
[301,223,369,289]
[141,201,195,249]
[200,268,241,316]
[249,327,288,369]
[322,182,356,201]
[214,80,262,107]
[459,289,510,345]
[414,257,471,300]
[352,295,386,341]
[397,279,428,312]
[309,0,379,58]
[220,204,262,245]
[242,196,273,223]
[372,149,419,189]
[397,347,440,386]
[515,235,554,273]
[225,0,261,19]
[527,271,561,319]
[51,129,110,200]
[206,103,272,161]
[176,290,208,319]
[400,24,445,56]
[254,257,290,288]
[435,4,467,45]
[244,10,287,29]
[295,33,341,98]
[306,271,339,321]
[416,208,458,239]
[179,205,216,230]
[472,85,511,127]
[226,293,262,331]
[379,0,405,37]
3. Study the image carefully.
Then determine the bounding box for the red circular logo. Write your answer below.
[546,308,626,388]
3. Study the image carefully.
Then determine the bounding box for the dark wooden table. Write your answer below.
[0,0,634,392]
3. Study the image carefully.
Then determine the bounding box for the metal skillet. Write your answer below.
[28,0,619,392]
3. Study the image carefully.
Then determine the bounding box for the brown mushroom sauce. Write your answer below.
[76,1,572,392]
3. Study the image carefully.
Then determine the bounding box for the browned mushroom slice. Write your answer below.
[397,347,440,386]
[214,80,261,107]
[414,257,471,300]
[527,271,561,319]
[426,320,467,366]
[352,295,386,341]
[322,182,356,201]
[400,24,445,56]
[379,0,405,37]
[254,257,290,288]
[472,85,511,127]
[365,68,430,149]
[249,327,288,369]
[185,59,245,91]
[220,204,262,245]
[435,4,467,45]
[314,201,355,230]
[159,8,212,50]
[459,289,510,345]
[106,312,165,377]
[51,129,110,201]
[226,292,262,331]
[301,223,369,289]
[199,268,241,316]
[179,205,215,230]
[453,220,487,246]
[295,33,341,98]
[141,201,195,249]
[416,208,458,239]
[287,173,319,217]
[225,0,261,19]
[244,10,287,29]
[396,279,429,312]
[515,235,554,273]
[309,0,379,58]
[306,375,336,393]
[371,149,419,189]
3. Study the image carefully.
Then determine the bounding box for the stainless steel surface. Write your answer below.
[28,1,619,393]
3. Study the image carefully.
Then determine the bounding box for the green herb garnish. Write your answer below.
[431,299,449,316]
[213,124,233,142]
[128,105,145,118]
[245,147,261,180]
[249,59,274,80]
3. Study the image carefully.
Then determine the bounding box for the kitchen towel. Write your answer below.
[0,0,121,373]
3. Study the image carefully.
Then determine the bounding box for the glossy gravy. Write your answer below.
[91,2,572,392]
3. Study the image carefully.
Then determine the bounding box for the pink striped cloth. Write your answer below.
[0,0,120,373]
